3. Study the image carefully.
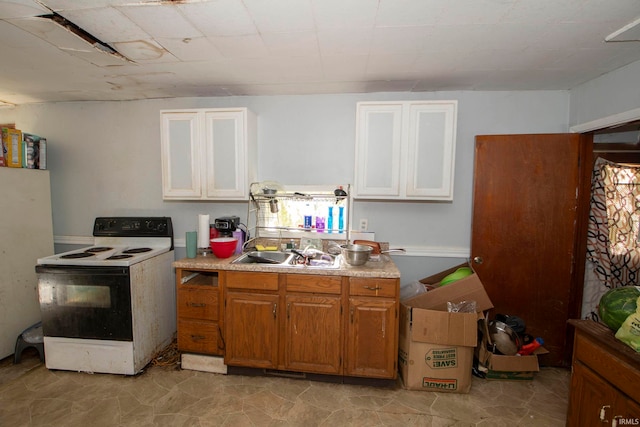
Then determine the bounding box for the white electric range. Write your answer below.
[36,217,176,375]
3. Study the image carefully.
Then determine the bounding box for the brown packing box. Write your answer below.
[399,263,493,393]
[476,335,549,381]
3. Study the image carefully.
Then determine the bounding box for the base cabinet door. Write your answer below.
[284,294,342,374]
[346,297,396,378]
[224,291,279,368]
[568,361,619,427]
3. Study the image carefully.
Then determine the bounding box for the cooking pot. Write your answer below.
[488,320,521,355]
[341,244,373,266]
[341,243,405,266]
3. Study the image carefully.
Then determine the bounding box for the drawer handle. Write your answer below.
[188,302,206,307]
[600,405,610,422]
[190,334,205,341]
[364,286,382,291]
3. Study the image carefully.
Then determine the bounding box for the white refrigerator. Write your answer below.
[0,168,54,359]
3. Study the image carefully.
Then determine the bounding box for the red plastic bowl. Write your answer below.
[210,237,238,259]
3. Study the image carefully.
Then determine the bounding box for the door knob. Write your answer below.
[473,256,483,264]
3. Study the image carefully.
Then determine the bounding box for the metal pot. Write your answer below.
[341,244,373,266]
[488,320,521,355]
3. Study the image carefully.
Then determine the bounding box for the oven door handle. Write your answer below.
[35,265,129,275]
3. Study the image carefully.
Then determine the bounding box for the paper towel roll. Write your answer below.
[198,214,210,248]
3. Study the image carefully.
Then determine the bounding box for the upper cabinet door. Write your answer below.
[354,103,403,197]
[161,108,256,200]
[160,111,202,199]
[354,100,457,201]
[204,110,247,199]
[406,102,457,199]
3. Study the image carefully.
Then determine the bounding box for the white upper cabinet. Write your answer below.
[354,101,457,201]
[161,108,257,200]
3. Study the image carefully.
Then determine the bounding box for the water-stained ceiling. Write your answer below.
[0,0,639,105]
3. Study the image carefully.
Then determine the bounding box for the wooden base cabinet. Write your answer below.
[223,271,399,380]
[346,278,399,379]
[176,269,223,356]
[567,320,640,427]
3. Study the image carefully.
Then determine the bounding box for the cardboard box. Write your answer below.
[2,127,22,168]
[476,338,548,381]
[399,263,493,393]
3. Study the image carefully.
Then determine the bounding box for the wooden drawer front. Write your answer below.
[178,287,218,320]
[575,332,640,404]
[227,271,279,291]
[286,274,342,294]
[177,319,222,355]
[349,278,397,298]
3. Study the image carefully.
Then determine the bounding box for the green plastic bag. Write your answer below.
[615,295,640,353]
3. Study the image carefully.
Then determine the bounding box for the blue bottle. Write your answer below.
[327,207,333,233]
[338,206,344,233]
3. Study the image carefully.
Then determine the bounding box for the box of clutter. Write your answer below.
[398,263,493,393]
[476,314,548,381]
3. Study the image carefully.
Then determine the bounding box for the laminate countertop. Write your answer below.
[173,253,401,279]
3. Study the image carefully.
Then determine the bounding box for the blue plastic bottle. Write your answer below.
[327,207,333,233]
[338,206,344,233]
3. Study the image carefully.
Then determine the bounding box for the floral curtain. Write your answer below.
[583,157,640,319]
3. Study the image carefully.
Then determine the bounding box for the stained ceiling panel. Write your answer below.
[0,0,638,105]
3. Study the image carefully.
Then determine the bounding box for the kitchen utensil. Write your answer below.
[269,198,279,213]
[341,244,373,266]
[210,237,238,259]
[488,320,521,355]
[353,240,406,256]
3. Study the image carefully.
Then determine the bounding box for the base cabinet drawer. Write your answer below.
[177,287,219,320]
[177,319,223,356]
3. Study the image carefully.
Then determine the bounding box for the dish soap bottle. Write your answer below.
[338,206,344,233]
[327,206,334,234]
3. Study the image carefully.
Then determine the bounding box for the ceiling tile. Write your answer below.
[261,31,319,56]
[209,34,268,58]
[177,0,256,37]
[244,0,315,33]
[56,6,149,43]
[312,0,378,30]
[156,36,222,62]
[117,4,203,39]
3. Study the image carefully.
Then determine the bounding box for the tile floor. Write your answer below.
[0,348,571,427]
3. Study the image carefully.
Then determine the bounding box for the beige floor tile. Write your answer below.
[0,350,570,426]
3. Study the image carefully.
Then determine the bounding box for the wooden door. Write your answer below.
[345,297,397,378]
[472,134,593,366]
[224,291,279,368]
[284,294,342,374]
[567,361,618,427]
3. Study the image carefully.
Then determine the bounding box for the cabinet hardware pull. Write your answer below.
[350,306,354,323]
[190,334,205,341]
[364,286,382,291]
[600,405,610,421]
[273,303,277,319]
[188,302,206,307]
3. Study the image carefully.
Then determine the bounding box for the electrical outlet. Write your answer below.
[359,218,368,231]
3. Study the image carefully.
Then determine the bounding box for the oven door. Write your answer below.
[36,265,133,341]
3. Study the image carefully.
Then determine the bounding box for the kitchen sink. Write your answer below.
[232,251,295,265]
[232,251,341,269]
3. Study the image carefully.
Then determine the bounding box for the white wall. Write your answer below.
[0,90,569,284]
[569,59,640,127]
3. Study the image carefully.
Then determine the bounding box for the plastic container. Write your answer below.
[327,207,334,233]
[338,206,344,233]
[210,237,238,258]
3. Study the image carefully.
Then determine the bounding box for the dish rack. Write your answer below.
[246,183,351,247]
